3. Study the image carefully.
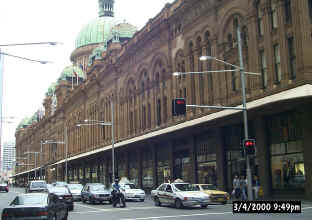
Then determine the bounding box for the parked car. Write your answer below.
[119,182,145,202]
[0,183,9,193]
[194,184,230,204]
[52,181,68,187]
[46,184,53,193]
[67,183,83,201]
[1,193,68,220]
[26,180,48,193]
[49,186,74,211]
[81,183,112,204]
[151,181,210,209]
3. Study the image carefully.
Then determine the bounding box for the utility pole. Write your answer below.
[237,22,253,201]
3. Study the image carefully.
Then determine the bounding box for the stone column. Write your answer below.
[301,103,312,199]
[168,140,174,182]
[189,135,198,183]
[138,148,143,188]
[216,128,226,191]
[253,117,271,197]
[152,144,158,188]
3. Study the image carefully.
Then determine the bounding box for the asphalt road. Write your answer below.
[2,187,312,220]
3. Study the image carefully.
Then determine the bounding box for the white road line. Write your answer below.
[302,207,312,210]
[121,212,232,220]
[75,203,107,211]
[72,205,161,214]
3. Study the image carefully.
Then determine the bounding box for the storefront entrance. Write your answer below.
[173,149,191,182]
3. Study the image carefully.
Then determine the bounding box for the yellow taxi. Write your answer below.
[194,184,230,204]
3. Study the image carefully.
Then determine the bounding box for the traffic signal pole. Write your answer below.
[237,22,253,201]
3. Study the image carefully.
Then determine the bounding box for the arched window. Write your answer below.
[228,33,233,48]
[156,99,161,126]
[189,41,196,105]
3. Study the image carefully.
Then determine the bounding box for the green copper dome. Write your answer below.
[17,117,31,129]
[75,16,119,49]
[46,82,57,97]
[109,22,137,41]
[58,65,85,82]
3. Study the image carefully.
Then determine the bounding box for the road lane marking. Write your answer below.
[121,212,232,220]
[302,207,312,210]
[72,205,162,214]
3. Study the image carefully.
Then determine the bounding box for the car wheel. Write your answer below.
[140,199,144,202]
[201,204,208,208]
[109,198,113,204]
[175,199,183,209]
[222,201,227,205]
[154,197,161,206]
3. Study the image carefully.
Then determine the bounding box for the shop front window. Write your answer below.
[268,112,304,190]
[129,151,139,185]
[79,168,83,183]
[142,149,153,189]
[157,145,170,185]
[117,153,127,179]
[91,165,97,183]
[197,136,217,185]
[85,167,90,183]
[173,153,191,182]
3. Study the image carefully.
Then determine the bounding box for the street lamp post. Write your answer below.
[77,101,115,182]
[174,24,260,201]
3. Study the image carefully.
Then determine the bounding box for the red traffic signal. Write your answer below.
[243,139,256,155]
[172,98,186,116]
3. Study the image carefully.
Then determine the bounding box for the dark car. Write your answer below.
[26,180,48,193]
[67,184,83,201]
[0,183,9,192]
[49,186,74,211]
[81,183,112,204]
[1,193,68,220]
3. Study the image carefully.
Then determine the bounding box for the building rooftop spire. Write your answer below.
[99,0,115,17]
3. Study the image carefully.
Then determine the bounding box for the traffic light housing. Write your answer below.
[172,98,186,116]
[243,139,256,155]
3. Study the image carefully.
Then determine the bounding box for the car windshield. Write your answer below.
[201,185,217,190]
[68,184,83,190]
[91,185,105,191]
[50,187,69,194]
[123,184,136,189]
[174,183,197,191]
[15,194,47,205]
[31,182,46,188]
[0,183,7,186]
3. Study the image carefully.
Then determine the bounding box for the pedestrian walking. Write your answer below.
[240,175,247,200]
[233,175,241,199]
[252,175,260,200]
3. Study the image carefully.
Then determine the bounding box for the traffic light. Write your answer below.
[172,98,186,116]
[243,139,256,155]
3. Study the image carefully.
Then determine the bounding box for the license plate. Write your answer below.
[217,198,224,201]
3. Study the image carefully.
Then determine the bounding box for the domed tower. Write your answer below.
[70,0,119,73]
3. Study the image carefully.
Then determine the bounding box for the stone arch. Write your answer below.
[217,7,247,43]
[151,52,169,84]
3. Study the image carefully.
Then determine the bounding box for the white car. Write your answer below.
[120,183,145,202]
[151,182,210,208]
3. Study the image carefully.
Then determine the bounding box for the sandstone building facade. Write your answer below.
[14,0,312,199]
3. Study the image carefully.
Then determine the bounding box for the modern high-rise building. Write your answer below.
[2,141,16,171]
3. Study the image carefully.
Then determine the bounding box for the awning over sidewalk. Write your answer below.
[14,84,312,177]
